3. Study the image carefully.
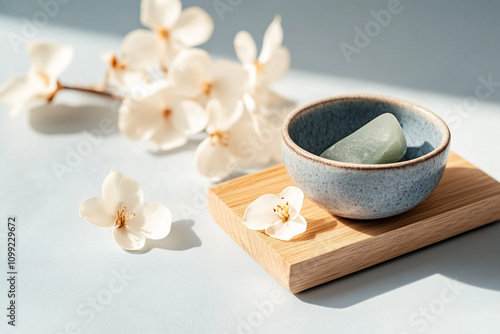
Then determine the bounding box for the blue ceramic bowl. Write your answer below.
[281,95,451,219]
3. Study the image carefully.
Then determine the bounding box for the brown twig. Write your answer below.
[60,83,124,100]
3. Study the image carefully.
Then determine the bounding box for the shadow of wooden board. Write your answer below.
[207,153,500,293]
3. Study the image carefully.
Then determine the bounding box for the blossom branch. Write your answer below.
[0,0,291,181]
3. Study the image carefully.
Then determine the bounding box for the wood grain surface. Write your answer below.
[208,153,500,293]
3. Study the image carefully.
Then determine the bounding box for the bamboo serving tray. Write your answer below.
[208,153,500,293]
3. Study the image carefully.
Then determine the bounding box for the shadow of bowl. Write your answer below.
[294,220,500,308]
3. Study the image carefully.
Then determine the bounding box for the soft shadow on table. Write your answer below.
[295,220,500,309]
[292,219,337,241]
[338,167,492,236]
[220,161,283,183]
[296,165,500,308]
[29,102,119,135]
[130,220,201,254]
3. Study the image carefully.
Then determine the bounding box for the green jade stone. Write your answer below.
[320,113,407,164]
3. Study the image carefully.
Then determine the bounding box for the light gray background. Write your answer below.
[1,0,500,101]
[0,1,499,333]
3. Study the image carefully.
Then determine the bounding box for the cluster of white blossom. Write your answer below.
[0,0,291,181]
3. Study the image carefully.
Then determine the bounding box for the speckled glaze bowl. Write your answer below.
[281,95,451,219]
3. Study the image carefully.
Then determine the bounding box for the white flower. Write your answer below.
[79,170,172,250]
[138,0,214,66]
[242,90,292,164]
[234,16,290,88]
[0,41,73,115]
[119,84,208,151]
[195,99,259,181]
[242,186,307,241]
[170,48,249,107]
[231,16,293,166]
[104,30,162,89]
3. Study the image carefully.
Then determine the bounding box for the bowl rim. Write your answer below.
[281,94,451,170]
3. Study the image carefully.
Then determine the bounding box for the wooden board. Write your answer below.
[208,153,500,293]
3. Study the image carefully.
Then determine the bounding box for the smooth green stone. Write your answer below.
[320,113,407,164]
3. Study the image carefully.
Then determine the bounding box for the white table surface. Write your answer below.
[1,15,500,334]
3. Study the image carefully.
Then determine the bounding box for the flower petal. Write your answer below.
[244,93,293,164]
[279,186,304,217]
[234,31,257,64]
[259,16,283,63]
[102,170,144,211]
[170,48,211,97]
[171,99,208,135]
[226,115,272,167]
[112,226,146,250]
[120,29,162,69]
[134,202,172,240]
[160,38,185,67]
[28,41,74,79]
[265,215,307,241]
[172,7,214,47]
[242,93,266,133]
[0,75,37,107]
[29,70,58,97]
[259,46,290,84]
[195,137,234,181]
[148,117,188,151]
[206,98,243,133]
[118,89,165,140]
[111,69,146,90]
[255,120,284,163]
[252,87,288,111]
[121,85,189,151]
[210,60,249,100]
[79,196,115,229]
[242,92,257,114]
[242,194,282,230]
[140,0,181,30]
[246,64,258,88]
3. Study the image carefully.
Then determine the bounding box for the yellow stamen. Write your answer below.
[158,28,170,40]
[273,201,290,222]
[201,82,212,96]
[114,205,136,228]
[162,108,172,118]
[110,54,126,70]
[209,131,230,146]
[254,60,264,73]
